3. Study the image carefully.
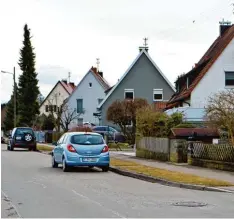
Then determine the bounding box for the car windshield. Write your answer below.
[70,134,104,145]
[16,128,33,136]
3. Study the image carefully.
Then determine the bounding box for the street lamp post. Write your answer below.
[1,67,17,127]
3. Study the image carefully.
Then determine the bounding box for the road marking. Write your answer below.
[1,190,22,218]
[72,189,127,218]
[26,180,47,189]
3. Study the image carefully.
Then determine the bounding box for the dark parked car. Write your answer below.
[92,126,126,143]
[7,127,37,151]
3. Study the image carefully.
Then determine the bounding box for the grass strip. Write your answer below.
[110,158,233,187]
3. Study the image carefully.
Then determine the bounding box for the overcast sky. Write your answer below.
[0,0,233,103]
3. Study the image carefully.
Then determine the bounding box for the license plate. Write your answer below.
[82,158,97,162]
[16,136,21,140]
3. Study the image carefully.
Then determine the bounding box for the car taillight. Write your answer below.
[102,145,109,153]
[67,144,76,153]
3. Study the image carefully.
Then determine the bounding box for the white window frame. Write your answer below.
[89,82,92,88]
[153,89,163,101]
[124,89,134,99]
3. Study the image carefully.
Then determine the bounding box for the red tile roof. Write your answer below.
[154,101,168,111]
[91,67,110,90]
[60,80,76,94]
[171,128,219,137]
[166,24,234,109]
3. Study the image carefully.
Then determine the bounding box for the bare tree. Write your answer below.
[206,89,234,146]
[59,102,84,132]
[46,94,84,132]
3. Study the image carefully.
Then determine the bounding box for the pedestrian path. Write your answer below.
[110,153,234,184]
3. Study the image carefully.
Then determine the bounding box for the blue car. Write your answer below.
[51,132,110,172]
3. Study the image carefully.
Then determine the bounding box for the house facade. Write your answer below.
[97,47,175,127]
[67,67,110,128]
[39,80,76,117]
[166,22,234,110]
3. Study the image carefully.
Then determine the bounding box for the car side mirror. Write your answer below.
[52,141,57,146]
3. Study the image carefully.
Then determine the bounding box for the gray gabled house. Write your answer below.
[96,47,175,126]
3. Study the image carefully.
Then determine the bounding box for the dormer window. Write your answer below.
[186,77,189,89]
[89,82,92,88]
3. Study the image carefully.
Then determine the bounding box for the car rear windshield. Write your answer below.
[70,134,104,145]
[16,128,34,136]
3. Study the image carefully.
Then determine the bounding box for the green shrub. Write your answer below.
[136,106,183,137]
[52,132,64,142]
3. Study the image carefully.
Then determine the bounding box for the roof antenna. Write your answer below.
[139,37,149,52]
[68,72,71,83]
[96,58,100,72]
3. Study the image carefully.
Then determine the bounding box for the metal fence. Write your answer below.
[191,142,234,163]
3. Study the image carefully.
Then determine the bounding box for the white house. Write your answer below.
[39,79,76,117]
[166,21,234,111]
[67,66,110,128]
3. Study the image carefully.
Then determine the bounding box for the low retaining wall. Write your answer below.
[188,156,234,172]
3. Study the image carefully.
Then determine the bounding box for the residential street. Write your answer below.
[1,144,234,218]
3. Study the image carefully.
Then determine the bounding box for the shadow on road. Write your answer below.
[38,166,107,174]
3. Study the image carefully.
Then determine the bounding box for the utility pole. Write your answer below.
[13,67,16,127]
[1,67,17,127]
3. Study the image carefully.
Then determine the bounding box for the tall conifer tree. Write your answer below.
[18,24,39,126]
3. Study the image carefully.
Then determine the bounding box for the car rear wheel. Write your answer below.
[62,158,69,172]
[102,166,109,172]
[52,155,58,168]
[10,144,14,151]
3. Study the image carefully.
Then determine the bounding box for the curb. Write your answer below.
[36,149,234,194]
[109,166,234,194]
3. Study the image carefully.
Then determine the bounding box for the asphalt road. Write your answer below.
[2,144,234,218]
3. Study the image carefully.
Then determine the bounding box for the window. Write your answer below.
[77,99,83,113]
[45,105,48,112]
[89,82,92,88]
[153,89,163,101]
[15,128,34,136]
[225,71,234,86]
[124,89,134,99]
[49,105,53,112]
[53,105,57,112]
[57,134,66,145]
[70,134,104,145]
[98,98,103,104]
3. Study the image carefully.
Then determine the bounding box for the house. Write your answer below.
[97,46,175,127]
[39,79,76,117]
[169,128,220,144]
[166,21,234,110]
[66,66,110,128]
[165,107,207,125]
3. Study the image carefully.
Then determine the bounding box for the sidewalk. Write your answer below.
[110,152,234,185]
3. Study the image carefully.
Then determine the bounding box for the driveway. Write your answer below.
[1,144,234,218]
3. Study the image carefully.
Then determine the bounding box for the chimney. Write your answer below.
[219,19,232,36]
[98,71,103,78]
[91,66,97,74]
[62,79,67,84]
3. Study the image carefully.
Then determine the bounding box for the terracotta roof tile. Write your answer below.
[91,67,110,90]
[167,25,234,108]
[60,81,76,94]
[154,101,168,110]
